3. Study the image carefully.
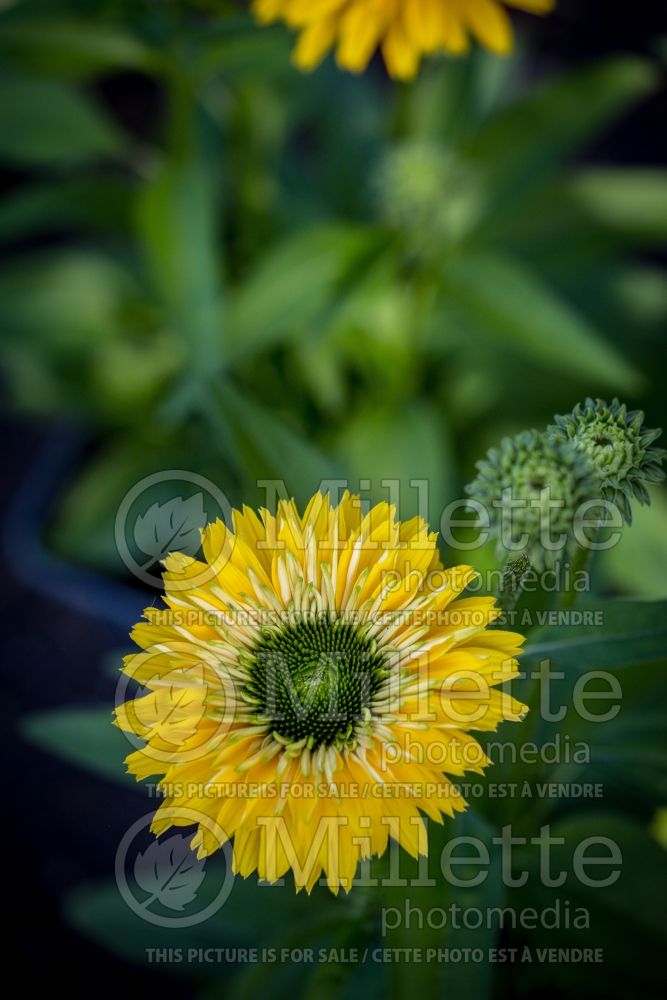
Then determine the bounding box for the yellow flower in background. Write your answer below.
[253,0,555,80]
[116,492,525,893]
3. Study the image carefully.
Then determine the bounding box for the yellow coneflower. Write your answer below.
[252,0,555,80]
[115,492,525,893]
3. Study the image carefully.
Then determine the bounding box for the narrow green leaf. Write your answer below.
[334,401,454,529]
[21,707,134,787]
[441,253,641,391]
[49,436,203,572]
[567,168,667,242]
[0,78,125,166]
[382,812,503,1000]
[228,224,384,362]
[406,47,518,144]
[0,19,159,78]
[0,250,133,344]
[0,178,134,242]
[196,21,294,81]
[438,812,504,999]
[600,490,667,598]
[137,157,223,380]
[512,815,667,994]
[465,57,656,200]
[524,598,667,669]
[65,870,346,965]
[208,384,341,509]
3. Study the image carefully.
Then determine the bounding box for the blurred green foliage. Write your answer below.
[1,1,666,594]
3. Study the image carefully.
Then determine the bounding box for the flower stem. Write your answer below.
[558,547,591,610]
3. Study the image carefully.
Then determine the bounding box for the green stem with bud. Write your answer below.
[493,554,531,626]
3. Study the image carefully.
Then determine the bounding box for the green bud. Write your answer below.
[465,430,599,571]
[374,141,481,254]
[548,398,665,524]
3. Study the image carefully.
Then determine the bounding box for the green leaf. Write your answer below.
[66,877,224,963]
[512,815,667,995]
[196,20,294,82]
[382,812,503,1000]
[0,19,159,78]
[21,707,134,787]
[0,177,134,243]
[441,253,641,391]
[334,401,454,528]
[568,266,667,344]
[137,157,223,381]
[293,335,347,416]
[0,250,133,344]
[600,489,667,598]
[228,224,384,363]
[49,434,214,572]
[207,384,340,509]
[487,601,667,823]
[406,47,517,145]
[567,168,667,243]
[437,812,504,999]
[66,868,347,965]
[512,656,667,822]
[404,56,478,145]
[611,266,667,328]
[524,598,667,669]
[228,904,361,1000]
[0,248,164,418]
[0,78,124,166]
[465,57,657,205]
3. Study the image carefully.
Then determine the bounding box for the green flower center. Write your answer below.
[512,461,576,515]
[580,421,634,478]
[244,617,387,748]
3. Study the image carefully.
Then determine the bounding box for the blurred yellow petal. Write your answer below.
[437,8,470,54]
[284,0,347,28]
[253,0,284,24]
[455,0,514,54]
[294,14,338,69]
[381,19,420,80]
[337,2,387,73]
[253,0,553,77]
[402,0,443,53]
